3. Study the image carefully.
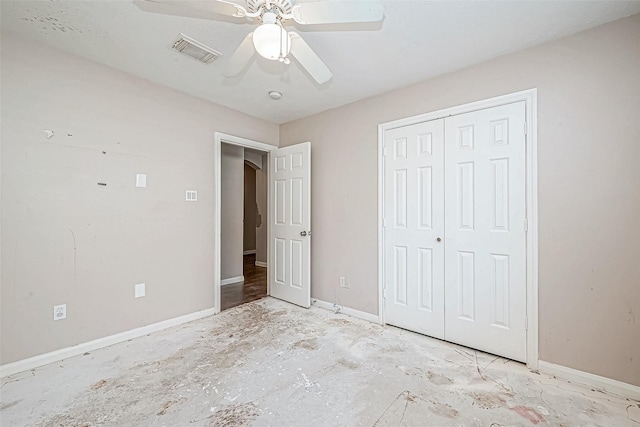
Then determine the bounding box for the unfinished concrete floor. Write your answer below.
[1,298,638,426]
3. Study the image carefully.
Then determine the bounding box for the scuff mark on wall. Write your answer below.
[12,242,20,298]
[68,228,77,279]
[40,130,149,157]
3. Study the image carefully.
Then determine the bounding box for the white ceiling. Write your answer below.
[2,1,640,124]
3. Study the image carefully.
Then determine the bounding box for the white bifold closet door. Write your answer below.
[383,119,446,339]
[383,101,527,362]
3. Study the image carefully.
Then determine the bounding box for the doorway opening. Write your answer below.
[220,149,269,311]
[214,133,276,314]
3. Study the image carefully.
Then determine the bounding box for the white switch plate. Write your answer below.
[135,283,145,298]
[186,190,197,201]
[136,174,147,188]
[53,304,67,320]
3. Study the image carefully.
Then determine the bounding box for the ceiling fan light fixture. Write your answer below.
[253,12,291,61]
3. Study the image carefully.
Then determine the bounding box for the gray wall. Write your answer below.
[220,144,245,280]
[243,164,257,253]
[0,35,278,364]
[280,15,640,386]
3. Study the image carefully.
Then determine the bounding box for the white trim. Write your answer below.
[312,299,381,324]
[524,90,539,370]
[266,150,272,299]
[0,307,216,378]
[377,89,539,370]
[539,361,640,401]
[214,132,275,314]
[215,132,277,152]
[220,275,244,286]
[243,250,256,255]
[255,261,268,268]
[377,122,386,332]
[381,89,537,131]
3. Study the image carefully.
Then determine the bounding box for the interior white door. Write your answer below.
[444,101,527,362]
[270,142,311,308]
[383,120,446,338]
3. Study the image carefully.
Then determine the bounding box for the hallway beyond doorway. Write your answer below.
[221,254,267,311]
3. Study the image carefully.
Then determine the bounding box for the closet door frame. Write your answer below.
[377,89,539,370]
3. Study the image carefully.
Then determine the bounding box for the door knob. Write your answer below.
[436,237,442,242]
[300,231,307,237]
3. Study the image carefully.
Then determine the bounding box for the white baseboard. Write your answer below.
[220,275,244,286]
[539,360,640,401]
[0,307,217,378]
[243,250,256,255]
[312,299,381,324]
[255,261,267,268]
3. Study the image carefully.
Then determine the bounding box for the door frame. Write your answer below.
[213,132,277,314]
[377,89,539,370]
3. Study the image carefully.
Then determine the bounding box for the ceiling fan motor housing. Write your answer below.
[247,0,293,16]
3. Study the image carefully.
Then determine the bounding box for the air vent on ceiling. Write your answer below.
[172,34,221,64]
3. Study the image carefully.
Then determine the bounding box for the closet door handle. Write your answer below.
[436,237,442,242]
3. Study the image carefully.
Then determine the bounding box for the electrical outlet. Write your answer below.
[185,190,197,201]
[135,283,145,298]
[53,304,67,320]
[339,276,350,289]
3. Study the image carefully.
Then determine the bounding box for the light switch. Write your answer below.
[136,174,147,188]
[135,283,145,298]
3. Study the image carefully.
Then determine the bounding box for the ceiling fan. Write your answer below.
[140,0,385,84]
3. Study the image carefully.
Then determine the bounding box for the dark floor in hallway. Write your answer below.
[221,254,267,311]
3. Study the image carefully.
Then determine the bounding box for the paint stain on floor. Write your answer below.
[209,402,258,426]
[469,391,509,409]
[511,405,546,424]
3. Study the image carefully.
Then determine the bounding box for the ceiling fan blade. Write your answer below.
[136,0,247,19]
[222,33,255,77]
[288,32,332,85]
[290,1,384,25]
